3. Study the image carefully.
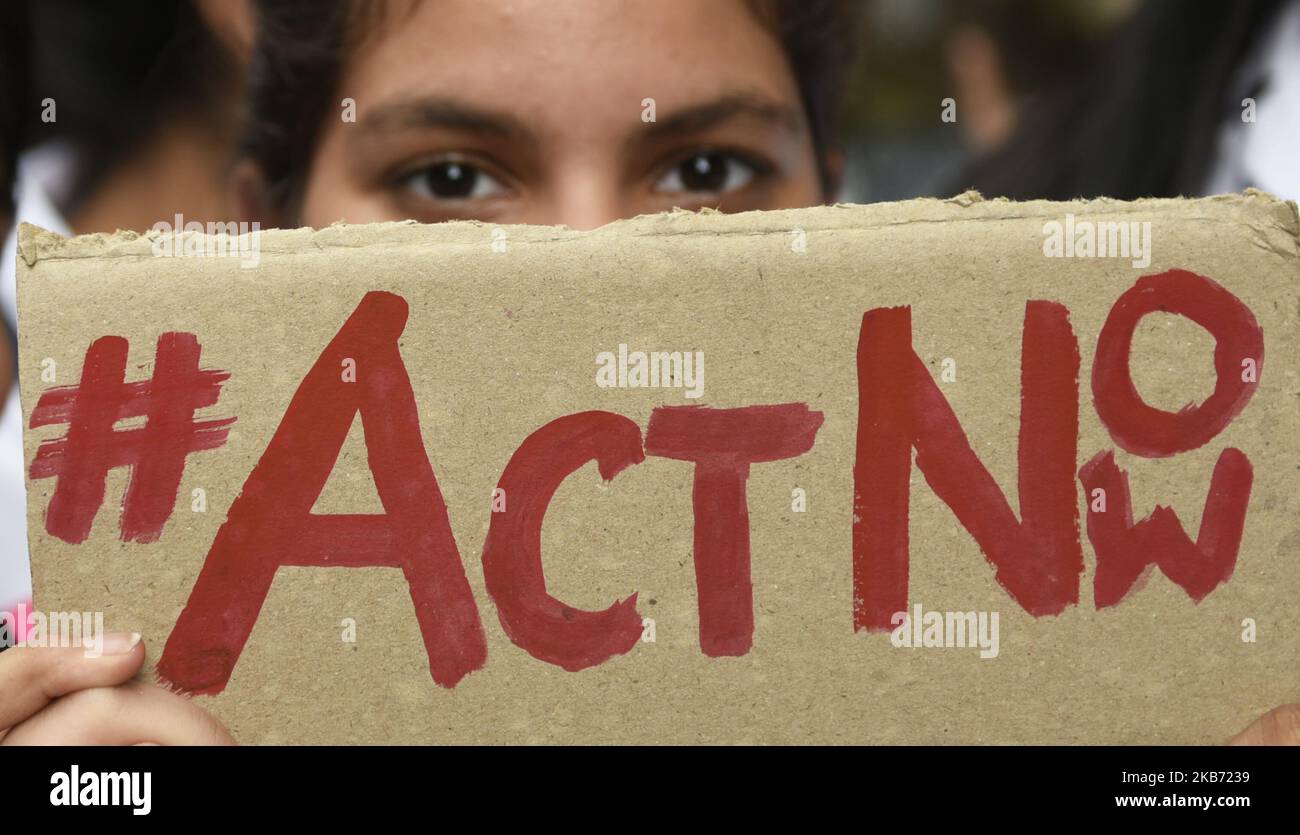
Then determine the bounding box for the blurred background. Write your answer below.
[4,0,1298,221]
[839,0,1131,201]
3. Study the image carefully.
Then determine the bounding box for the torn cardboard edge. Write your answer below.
[16,191,1300,270]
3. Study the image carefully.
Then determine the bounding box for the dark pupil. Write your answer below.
[680,152,729,192]
[427,162,478,198]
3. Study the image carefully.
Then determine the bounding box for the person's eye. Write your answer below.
[397,158,509,201]
[654,150,768,195]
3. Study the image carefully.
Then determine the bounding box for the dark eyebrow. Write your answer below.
[358,95,538,143]
[631,93,806,149]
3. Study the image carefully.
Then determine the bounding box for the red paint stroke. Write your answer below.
[853,302,1082,632]
[645,404,824,656]
[1079,449,1251,607]
[28,333,234,543]
[481,411,645,671]
[1093,269,1263,458]
[158,292,486,695]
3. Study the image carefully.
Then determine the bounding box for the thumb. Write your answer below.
[0,632,145,733]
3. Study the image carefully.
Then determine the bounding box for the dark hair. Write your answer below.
[952,0,1288,200]
[241,0,862,217]
[750,0,863,196]
[18,0,242,208]
[0,1,28,218]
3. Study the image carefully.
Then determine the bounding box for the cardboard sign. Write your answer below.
[15,193,1300,744]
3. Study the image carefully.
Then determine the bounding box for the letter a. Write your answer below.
[158,292,487,694]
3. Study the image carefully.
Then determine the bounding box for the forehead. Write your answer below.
[343,0,802,134]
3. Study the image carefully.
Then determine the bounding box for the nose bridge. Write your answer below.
[533,152,627,231]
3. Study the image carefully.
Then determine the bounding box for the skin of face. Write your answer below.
[297,0,825,230]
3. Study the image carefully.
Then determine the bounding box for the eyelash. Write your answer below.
[388,146,777,206]
[390,153,516,203]
[651,148,776,196]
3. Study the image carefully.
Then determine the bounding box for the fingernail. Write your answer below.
[101,632,142,655]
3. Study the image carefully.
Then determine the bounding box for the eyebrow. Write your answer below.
[631,92,806,148]
[358,95,538,143]
[356,91,805,150]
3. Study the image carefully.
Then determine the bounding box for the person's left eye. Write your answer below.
[654,150,767,195]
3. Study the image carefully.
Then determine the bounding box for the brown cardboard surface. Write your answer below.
[14,193,1300,744]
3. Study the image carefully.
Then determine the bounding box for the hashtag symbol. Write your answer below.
[28,332,235,544]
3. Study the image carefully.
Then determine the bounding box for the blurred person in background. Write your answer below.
[0,0,30,633]
[942,0,1101,155]
[956,0,1300,200]
[0,0,252,744]
[0,1,19,233]
[0,0,253,610]
[836,0,1106,202]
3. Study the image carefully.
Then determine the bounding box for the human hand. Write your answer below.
[1229,704,1300,745]
[0,633,234,745]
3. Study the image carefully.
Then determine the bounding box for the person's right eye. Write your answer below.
[394,156,511,202]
